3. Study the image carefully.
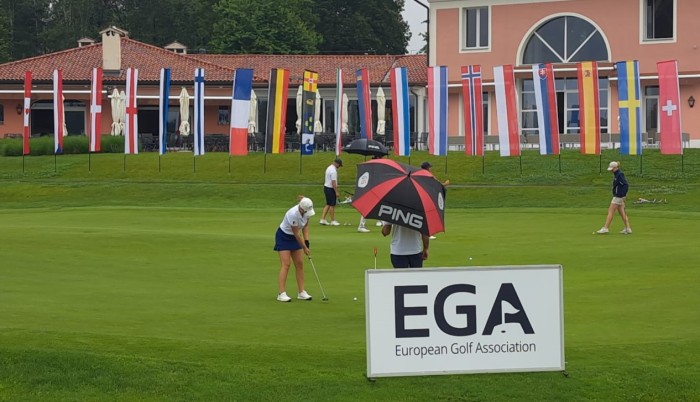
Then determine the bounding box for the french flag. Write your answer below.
[124,68,139,155]
[53,69,64,154]
[461,65,483,157]
[532,63,560,155]
[23,71,31,156]
[493,65,520,157]
[230,68,254,156]
[427,66,448,156]
[158,68,171,155]
[193,68,205,156]
[390,67,410,157]
[89,68,103,153]
[356,68,372,140]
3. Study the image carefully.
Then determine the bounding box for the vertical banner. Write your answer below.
[265,68,289,154]
[461,65,483,157]
[124,68,139,155]
[230,68,254,156]
[391,67,411,157]
[356,68,373,140]
[53,69,64,154]
[89,68,103,153]
[493,65,520,157]
[158,68,172,155]
[657,60,682,155]
[334,68,344,155]
[428,66,448,156]
[193,68,205,156]
[301,70,318,155]
[617,60,642,155]
[532,63,560,155]
[23,71,32,156]
[576,62,600,155]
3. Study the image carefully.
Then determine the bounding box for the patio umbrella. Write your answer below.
[352,159,446,236]
[343,138,388,158]
[341,93,349,134]
[376,87,386,135]
[295,85,303,134]
[118,90,126,136]
[314,89,323,133]
[61,95,68,136]
[179,87,190,136]
[110,88,121,135]
[248,89,257,134]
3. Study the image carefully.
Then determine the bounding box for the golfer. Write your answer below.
[319,158,342,226]
[381,222,430,268]
[274,196,315,302]
[596,161,632,234]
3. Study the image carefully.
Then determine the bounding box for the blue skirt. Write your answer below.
[274,227,301,251]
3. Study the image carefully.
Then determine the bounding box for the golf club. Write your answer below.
[307,257,329,302]
[373,246,378,269]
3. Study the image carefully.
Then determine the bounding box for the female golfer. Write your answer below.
[274,196,314,302]
[596,161,632,234]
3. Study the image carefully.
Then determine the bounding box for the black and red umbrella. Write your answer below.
[352,159,446,236]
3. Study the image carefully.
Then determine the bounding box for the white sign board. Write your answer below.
[365,265,564,378]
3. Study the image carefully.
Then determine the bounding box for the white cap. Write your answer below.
[607,161,619,171]
[299,197,315,217]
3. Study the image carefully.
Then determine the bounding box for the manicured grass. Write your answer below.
[1,150,699,400]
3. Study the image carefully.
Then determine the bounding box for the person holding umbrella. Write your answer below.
[274,196,315,302]
[381,222,430,268]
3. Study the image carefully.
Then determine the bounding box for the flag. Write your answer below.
[428,66,448,156]
[124,68,139,154]
[532,63,560,155]
[301,70,318,155]
[193,68,205,156]
[230,68,254,156]
[53,69,64,154]
[657,60,682,154]
[577,61,600,155]
[158,68,171,155]
[461,65,483,156]
[390,67,410,157]
[265,68,289,154]
[89,68,103,153]
[23,71,31,156]
[356,68,372,140]
[617,60,642,155]
[493,65,520,157]
[334,68,343,155]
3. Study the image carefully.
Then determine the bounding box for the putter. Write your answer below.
[307,257,329,302]
[373,246,378,269]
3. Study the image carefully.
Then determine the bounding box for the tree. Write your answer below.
[209,0,321,54]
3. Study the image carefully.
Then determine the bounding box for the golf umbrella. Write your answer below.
[343,138,388,158]
[352,159,445,236]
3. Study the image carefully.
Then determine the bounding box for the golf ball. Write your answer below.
[469,257,473,261]
[353,297,358,301]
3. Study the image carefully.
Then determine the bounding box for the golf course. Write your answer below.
[1,146,698,401]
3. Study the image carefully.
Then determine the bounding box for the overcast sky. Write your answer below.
[402,1,429,54]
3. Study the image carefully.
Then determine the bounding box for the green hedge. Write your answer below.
[1,135,125,156]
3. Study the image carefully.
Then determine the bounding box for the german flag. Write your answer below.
[265,68,289,154]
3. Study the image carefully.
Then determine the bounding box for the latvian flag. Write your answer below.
[532,63,560,155]
[158,68,171,155]
[356,68,372,140]
[230,68,254,156]
[391,67,410,157]
[265,68,289,154]
[23,71,31,155]
[193,68,205,156]
[124,68,139,154]
[461,65,483,157]
[89,68,103,152]
[53,69,64,154]
[428,66,448,156]
[493,65,520,157]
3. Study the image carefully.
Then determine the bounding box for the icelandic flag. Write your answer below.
[657,60,682,155]
[428,66,448,156]
[493,65,520,157]
[532,63,560,155]
[230,68,254,156]
[124,68,139,154]
[356,68,372,140]
[193,68,205,156]
[334,68,343,155]
[89,67,103,153]
[617,60,642,155]
[390,67,410,157]
[158,68,171,155]
[461,65,483,156]
[23,71,31,156]
[53,69,64,154]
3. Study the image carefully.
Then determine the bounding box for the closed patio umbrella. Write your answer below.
[118,90,126,136]
[110,88,121,135]
[341,93,349,134]
[314,89,323,133]
[376,87,386,135]
[179,87,191,136]
[296,85,303,134]
[248,89,257,134]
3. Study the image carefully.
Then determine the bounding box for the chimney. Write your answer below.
[164,41,188,54]
[100,26,129,73]
[77,37,95,47]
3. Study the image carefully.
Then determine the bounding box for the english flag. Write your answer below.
[493,65,520,157]
[124,68,139,154]
[657,60,683,154]
[461,65,483,156]
[89,68,103,152]
[23,71,31,155]
[53,69,64,154]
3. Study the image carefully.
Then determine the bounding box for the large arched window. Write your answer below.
[522,16,608,64]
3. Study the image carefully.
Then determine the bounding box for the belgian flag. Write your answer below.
[265,68,289,154]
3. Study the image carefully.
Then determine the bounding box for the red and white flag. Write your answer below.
[53,69,64,154]
[657,60,682,154]
[493,65,520,157]
[23,71,31,155]
[89,67,103,152]
[124,68,139,154]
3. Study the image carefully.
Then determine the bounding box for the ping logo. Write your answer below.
[378,205,423,229]
[438,192,444,210]
[358,172,370,188]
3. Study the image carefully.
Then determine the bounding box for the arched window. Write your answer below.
[522,16,608,64]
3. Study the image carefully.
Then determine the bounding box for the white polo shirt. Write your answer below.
[279,205,309,235]
[324,164,338,188]
[390,224,423,255]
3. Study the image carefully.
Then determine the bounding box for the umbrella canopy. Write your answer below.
[376,87,386,135]
[295,85,303,134]
[352,159,446,236]
[118,90,126,136]
[248,89,257,134]
[110,88,122,135]
[179,87,191,136]
[341,93,349,134]
[314,89,323,133]
[343,138,388,158]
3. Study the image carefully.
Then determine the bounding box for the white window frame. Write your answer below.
[460,6,491,53]
[639,0,676,44]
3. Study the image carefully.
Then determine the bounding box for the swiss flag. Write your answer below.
[657,60,682,154]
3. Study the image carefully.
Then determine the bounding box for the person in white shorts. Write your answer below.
[596,161,632,234]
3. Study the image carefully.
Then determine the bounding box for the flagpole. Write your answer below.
[54,153,57,172]
[264,153,267,173]
[599,154,602,173]
[22,155,25,173]
[681,154,684,173]
[88,151,91,173]
[519,155,522,175]
[228,155,231,174]
[158,155,161,173]
[123,154,126,172]
[482,155,485,175]
[193,155,196,174]
[558,153,562,173]
[640,154,643,176]
[299,150,302,174]
[444,153,448,175]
